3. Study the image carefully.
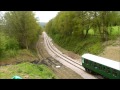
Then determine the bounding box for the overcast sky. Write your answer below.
[34,11,60,22]
[1,11,60,23]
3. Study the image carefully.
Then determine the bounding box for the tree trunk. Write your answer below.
[84,28,89,38]
[26,40,29,50]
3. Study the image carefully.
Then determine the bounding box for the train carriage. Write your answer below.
[81,53,120,79]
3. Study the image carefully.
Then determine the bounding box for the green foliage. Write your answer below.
[46,11,120,41]
[54,35,103,55]
[0,32,19,59]
[45,11,120,55]
[5,37,19,50]
[0,33,6,52]
[0,11,43,60]
[4,50,18,58]
[0,62,57,79]
[4,11,42,50]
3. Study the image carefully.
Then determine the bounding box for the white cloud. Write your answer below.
[34,11,60,22]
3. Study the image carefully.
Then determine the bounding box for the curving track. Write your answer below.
[43,32,98,79]
[36,34,83,79]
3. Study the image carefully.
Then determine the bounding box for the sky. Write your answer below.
[1,11,60,23]
[34,11,60,22]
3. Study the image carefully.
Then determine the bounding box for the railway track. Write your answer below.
[36,35,83,79]
[45,34,84,70]
[43,32,99,79]
[36,36,45,60]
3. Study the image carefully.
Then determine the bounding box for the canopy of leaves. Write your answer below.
[4,11,42,50]
[45,11,120,55]
[46,11,120,41]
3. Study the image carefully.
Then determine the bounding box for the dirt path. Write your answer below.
[99,46,120,61]
[99,37,120,61]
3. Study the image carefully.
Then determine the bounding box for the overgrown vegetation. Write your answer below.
[0,11,58,79]
[0,32,19,59]
[51,33,103,55]
[0,11,42,60]
[45,11,120,55]
[0,62,57,79]
[4,11,42,50]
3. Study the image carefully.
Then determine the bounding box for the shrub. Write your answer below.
[0,32,19,59]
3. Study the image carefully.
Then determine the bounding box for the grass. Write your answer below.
[0,62,57,79]
[52,34,103,55]
[0,48,57,79]
[49,26,120,56]
[0,49,37,62]
[89,26,120,35]
[0,50,18,60]
[109,26,120,35]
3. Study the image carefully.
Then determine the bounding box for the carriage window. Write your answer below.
[84,59,87,63]
[82,58,84,63]
[88,60,90,65]
[112,69,118,77]
[97,64,102,70]
[90,61,93,66]
[102,66,106,71]
[100,65,103,70]
[92,61,94,66]
[93,62,95,66]
[106,67,110,74]
[88,60,92,65]
[85,59,89,65]
[94,62,97,67]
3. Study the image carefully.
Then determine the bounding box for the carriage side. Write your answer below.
[81,53,120,79]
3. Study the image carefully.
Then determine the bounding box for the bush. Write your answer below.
[0,33,7,57]
[0,32,19,59]
[5,50,18,57]
[5,37,19,50]
[49,33,103,55]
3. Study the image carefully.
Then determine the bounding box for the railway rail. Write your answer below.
[36,35,83,79]
[43,32,99,79]
[45,34,84,70]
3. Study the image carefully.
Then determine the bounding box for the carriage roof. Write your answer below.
[81,53,120,71]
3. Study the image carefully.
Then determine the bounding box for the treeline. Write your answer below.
[45,11,120,54]
[46,11,120,41]
[0,11,42,59]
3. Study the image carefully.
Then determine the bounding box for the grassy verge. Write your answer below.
[51,34,103,55]
[0,49,39,67]
[48,26,120,55]
[0,62,57,79]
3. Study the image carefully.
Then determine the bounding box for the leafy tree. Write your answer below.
[46,11,120,41]
[4,11,41,50]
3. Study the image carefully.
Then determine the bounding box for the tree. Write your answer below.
[46,11,120,42]
[4,11,41,49]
